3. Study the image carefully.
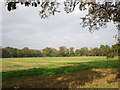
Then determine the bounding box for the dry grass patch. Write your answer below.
[58,64,79,67]
[78,68,118,88]
[52,61,90,63]
[3,68,118,88]
[6,61,49,65]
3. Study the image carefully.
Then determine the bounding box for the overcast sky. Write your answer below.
[2,2,118,50]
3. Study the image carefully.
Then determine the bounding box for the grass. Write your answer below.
[93,82,119,88]
[2,56,117,71]
[2,57,119,81]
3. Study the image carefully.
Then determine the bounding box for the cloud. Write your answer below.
[2,2,118,49]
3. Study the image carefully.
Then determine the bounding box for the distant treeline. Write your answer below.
[1,44,118,58]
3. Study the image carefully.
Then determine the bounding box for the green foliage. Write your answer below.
[69,47,74,56]
[106,44,119,59]
[2,47,43,58]
[2,47,18,58]
[58,46,67,57]
[50,48,59,57]
[42,47,52,57]
[75,47,90,56]
[2,44,118,58]
[90,47,100,56]
[106,52,115,59]
[99,45,111,56]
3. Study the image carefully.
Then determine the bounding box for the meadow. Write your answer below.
[2,56,119,88]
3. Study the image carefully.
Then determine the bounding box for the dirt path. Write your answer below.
[3,68,119,88]
[51,61,90,63]
[5,61,49,65]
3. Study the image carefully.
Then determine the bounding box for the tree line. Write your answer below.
[1,44,118,59]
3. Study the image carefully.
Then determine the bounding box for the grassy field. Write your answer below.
[2,56,120,88]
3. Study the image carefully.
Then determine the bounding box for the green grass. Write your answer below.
[2,56,116,71]
[2,56,119,81]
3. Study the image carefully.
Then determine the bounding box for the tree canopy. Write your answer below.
[2,44,118,58]
[5,0,120,31]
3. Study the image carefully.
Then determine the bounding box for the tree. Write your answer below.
[79,47,89,56]
[75,49,80,56]
[42,47,52,57]
[111,44,118,56]
[31,49,43,57]
[16,49,23,57]
[69,47,74,56]
[106,50,115,59]
[106,43,119,59]
[58,46,67,57]
[5,0,120,32]
[6,0,60,18]
[90,47,100,56]
[2,48,9,58]
[0,47,2,58]
[50,48,59,57]
[79,2,120,32]
[2,44,118,58]
[2,47,18,58]
[21,47,32,57]
[99,45,110,56]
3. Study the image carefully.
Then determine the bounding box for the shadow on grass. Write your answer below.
[3,69,105,88]
[2,60,119,81]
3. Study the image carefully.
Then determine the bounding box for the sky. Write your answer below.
[1,1,118,50]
